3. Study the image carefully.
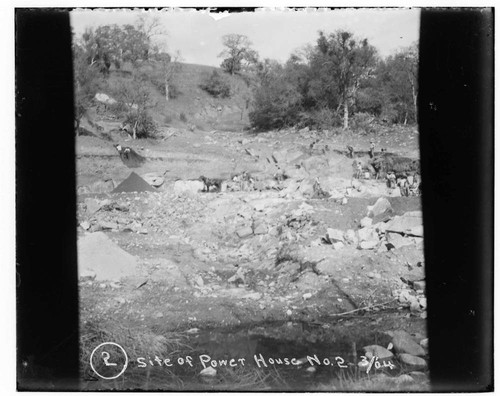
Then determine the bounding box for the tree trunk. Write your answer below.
[343,99,349,130]
[412,86,418,122]
[408,72,418,122]
[133,120,138,140]
[75,118,80,135]
[165,78,169,102]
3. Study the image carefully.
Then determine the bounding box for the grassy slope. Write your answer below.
[102,62,253,132]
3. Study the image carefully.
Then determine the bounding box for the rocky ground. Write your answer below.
[77,123,429,391]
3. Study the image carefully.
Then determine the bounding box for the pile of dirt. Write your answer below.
[112,172,156,193]
[118,147,147,168]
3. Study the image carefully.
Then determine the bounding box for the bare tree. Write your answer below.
[159,50,183,102]
[135,15,165,59]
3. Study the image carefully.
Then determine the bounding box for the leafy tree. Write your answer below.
[373,43,418,124]
[112,73,158,139]
[120,24,150,64]
[388,44,418,123]
[72,38,101,133]
[219,34,257,75]
[249,60,303,130]
[79,24,152,74]
[309,30,378,129]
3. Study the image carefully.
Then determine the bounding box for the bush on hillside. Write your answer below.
[199,70,231,98]
[124,111,158,139]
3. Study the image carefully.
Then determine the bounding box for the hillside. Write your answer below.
[85,61,253,134]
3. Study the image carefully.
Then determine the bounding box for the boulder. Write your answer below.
[344,229,358,245]
[398,353,427,370]
[78,232,138,281]
[386,232,414,249]
[418,297,427,309]
[94,92,117,105]
[326,228,345,243]
[200,367,217,377]
[142,173,165,187]
[409,371,428,381]
[332,241,345,250]
[362,345,394,359]
[85,198,102,214]
[253,223,268,235]
[99,220,118,230]
[368,197,393,218]
[386,212,423,236]
[358,227,379,243]
[397,289,415,304]
[359,240,379,250]
[394,374,415,384]
[236,226,253,238]
[298,178,316,197]
[360,217,373,228]
[392,330,426,356]
[173,180,204,195]
[413,280,426,292]
[80,221,91,231]
[82,179,116,194]
[410,300,421,312]
[374,221,390,233]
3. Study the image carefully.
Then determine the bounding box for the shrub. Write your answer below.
[168,82,181,99]
[297,107,342,130]
[179,112,187,122]
[350,112,377,134]
[124,111,158,139]
[249,78,303,131]
[199,70,231,98]
[107,101,129,118]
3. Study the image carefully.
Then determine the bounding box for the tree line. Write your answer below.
[72,16,181,138]
[72,19,418,137]
[217,32,418,131]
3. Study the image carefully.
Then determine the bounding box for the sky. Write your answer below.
[71,8,420,67]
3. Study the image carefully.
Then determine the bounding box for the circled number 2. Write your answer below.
[102,351,117,366]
